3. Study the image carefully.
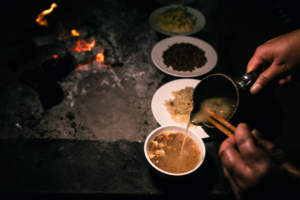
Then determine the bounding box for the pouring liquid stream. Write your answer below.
[180,121,192,156]
[177,121,192,173]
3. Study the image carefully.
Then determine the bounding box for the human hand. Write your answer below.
[219,123,300,200]
[247,29,300,95]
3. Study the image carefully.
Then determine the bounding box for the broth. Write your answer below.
[148,131,201,173]
[191,97,236,125]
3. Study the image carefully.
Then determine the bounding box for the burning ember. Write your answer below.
[71,30,80,36]
[36,3,57,26]
[96,52,104,62]
[71,40,96,52]
[75,51,105,71]
[75,51,107,71]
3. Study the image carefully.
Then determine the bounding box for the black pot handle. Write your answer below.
[235,71,261,93]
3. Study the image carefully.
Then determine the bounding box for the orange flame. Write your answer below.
[36,3,57,26]
[96,52,104,62]
[52,55,58,59]
[71,40,96,52]
[71,29,80,36]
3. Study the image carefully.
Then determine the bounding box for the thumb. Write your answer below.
[250,63,286,95]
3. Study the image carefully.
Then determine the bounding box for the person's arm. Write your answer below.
[219,123,300,200]
[247,29,300,95]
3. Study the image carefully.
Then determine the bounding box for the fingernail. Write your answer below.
[250,83,262,95]
[251,129,265,144]
[252,129,264,140]
[246,66,254,73]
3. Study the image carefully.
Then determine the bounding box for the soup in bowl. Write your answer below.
[144,125,206,178]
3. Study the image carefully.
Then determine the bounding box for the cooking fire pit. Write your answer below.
[0,0,162,142]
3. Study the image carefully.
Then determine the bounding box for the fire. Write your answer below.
[75,51,105,71]
[96,52,104,62]
[36,3,57,26]
[71,40,96,52]
[71,29,80,36]
[52,55,58,59]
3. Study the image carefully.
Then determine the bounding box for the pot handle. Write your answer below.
[235,71,261,93]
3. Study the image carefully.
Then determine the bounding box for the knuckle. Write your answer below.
[236,136,250,147]
[218,139,232,157]
[258,74,270,85]
[256,165,271,176]
[252,160,275,179]
[275,63,289,74]
[218,148,228,159]
[255,45,264,53]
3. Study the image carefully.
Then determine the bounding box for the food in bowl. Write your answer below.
[147,131,201,173]
[164,86,195,126]
[162,43,207,72]
[156,5,196,32]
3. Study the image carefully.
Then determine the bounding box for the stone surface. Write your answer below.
[0,138,231,195]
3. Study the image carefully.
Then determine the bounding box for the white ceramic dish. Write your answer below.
[155,0,196,5]
[151,79,209,138]
[149,5,205,36]
[151,36,217,77]
[144,125,206,178]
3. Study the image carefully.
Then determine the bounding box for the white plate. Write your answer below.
[151,79,209,138]
[151,36,217,77]
[155,0,196,5]
[149,5,205,36]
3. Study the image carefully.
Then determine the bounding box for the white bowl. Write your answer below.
[144,125,206,178]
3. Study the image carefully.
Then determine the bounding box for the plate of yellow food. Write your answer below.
[149,5,205,36]
[151,79,209,138]
[151,36,217,77]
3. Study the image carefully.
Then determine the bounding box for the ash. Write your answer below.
[0,1,163,141]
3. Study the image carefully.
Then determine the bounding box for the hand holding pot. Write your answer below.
[219,123,300,200]
[247,29,300,95]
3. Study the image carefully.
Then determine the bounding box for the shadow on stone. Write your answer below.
[149,152,217,195]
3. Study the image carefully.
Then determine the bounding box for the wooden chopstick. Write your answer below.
[207,109,236,133]
[206,115,234,137]
[206,109,266,144]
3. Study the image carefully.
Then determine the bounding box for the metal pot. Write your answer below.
[190,71,283,142]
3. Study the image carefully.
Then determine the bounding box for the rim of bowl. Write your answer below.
[144,125,206,176]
